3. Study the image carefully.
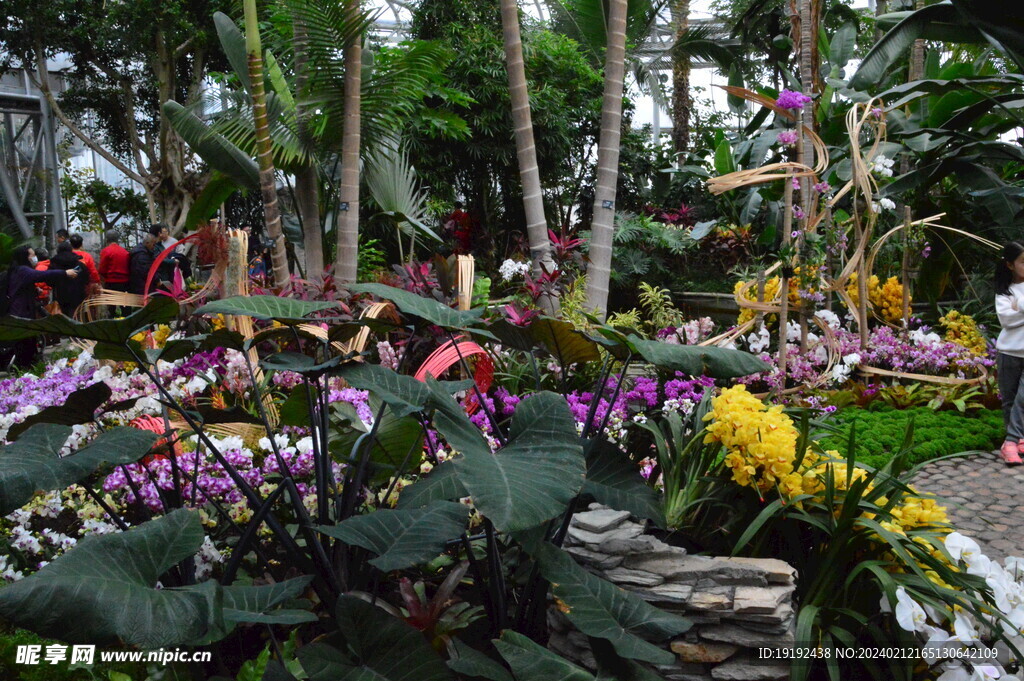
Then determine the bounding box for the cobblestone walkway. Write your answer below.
[911,450,1024,562]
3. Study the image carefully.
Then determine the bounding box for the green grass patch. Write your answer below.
[819,405,1003,469]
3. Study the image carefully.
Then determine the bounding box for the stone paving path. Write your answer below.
[912,450,1024,562]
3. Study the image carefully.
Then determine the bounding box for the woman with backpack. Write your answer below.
[0,245,78,368]
[48,241,90,316]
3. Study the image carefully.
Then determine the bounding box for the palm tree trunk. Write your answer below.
[335,0,362,284]
[499,0,556,312]
[584,0,629,319]
[243,0,290,289]
[295,166,323,276]
[292,10,324,277]
[670,0,692,156]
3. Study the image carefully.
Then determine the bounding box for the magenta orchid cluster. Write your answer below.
[775,89,812,110]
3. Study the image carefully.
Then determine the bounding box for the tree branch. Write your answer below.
[32,47,146,186]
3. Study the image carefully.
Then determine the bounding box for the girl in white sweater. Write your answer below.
[995,241,1024,465]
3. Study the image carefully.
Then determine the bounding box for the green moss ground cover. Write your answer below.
[819,405,1003,469]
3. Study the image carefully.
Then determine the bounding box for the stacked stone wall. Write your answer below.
[548,506,796,680]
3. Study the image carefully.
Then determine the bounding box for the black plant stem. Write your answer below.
[82,484,129,532]
[461,532,497,633]
[446,331,505,446]
[127,345,333,603]
[582,356,613,440]
[241,351,340,594]
[593,356,632,440]
[117,463,156,522]
[484,519,507,631]
[152,361,183,505]
[221,484,287,584]
[377,432,428,509]
[303,374,329,525]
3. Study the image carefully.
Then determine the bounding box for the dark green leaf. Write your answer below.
[0,297,178,343]
[298,596,454,681]
[7,381,111,441]
[163,101,259,189]
[531,543,690,665]
[261,352,344,375]
[194,295,339,322]
[447,640,513,681]
[317,501,468,571]
[0,510,212,647]
[395,460,469,509]
[337,363,431,418]
[349,282,482,329]
[583,438,665,526]
[447,392,585,532]
[0,425,157,516]
[494,631,594,681]
[530,318,601,367]
[626,335,768,378]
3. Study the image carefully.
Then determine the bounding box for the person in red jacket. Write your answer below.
[33,247,52,303]
[69,233,101,292]
[99,230,130,293]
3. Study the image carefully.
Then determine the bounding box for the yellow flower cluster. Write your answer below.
[845,274,907,324]
[705,386,949,528]
[845,272,881,310]
[130,324,172,349]
[703,385,801,495]
[939,310,987,355]
[876,276,907,324]
[735,277,781,325]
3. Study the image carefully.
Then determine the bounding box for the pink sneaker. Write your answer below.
[1018,439,1024,456]
[1002,441,1023,465]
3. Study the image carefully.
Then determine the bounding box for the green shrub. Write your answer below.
[819,405,1003,468]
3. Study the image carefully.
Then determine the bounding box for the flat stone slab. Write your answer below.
[571,509,631,534]
[672,640,740,664]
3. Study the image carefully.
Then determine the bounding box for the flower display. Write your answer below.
[940,310,988,356]
[703,385,801,495]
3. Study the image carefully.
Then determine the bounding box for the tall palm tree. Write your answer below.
[499,0,556,311]
[583,0,629,318]
[335,0,363,283]
[670,0,692,154]
[244,0,290,288]
[292,11,324,277]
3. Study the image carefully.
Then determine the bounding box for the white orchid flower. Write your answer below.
[937,662,971,681]
[895,587,929,633]
[946,533,981,562]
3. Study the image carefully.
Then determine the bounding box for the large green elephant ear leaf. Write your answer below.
[0,297,178,343]
[349,282,483,329]
[0,509,211,647]
[436,387,585,533]
[395,460,468,509]
[0,424,157,515]
[317,500,468,572]
[531,543,690,666]
[297,596,454,681]
[530,317,601,367]
[494,631,595,681]
[338,363,433,417]
[583,438,664,527]
[194,295,339,323]
[626,335,768,378]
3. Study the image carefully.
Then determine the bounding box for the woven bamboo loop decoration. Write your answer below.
[706,93,995,388]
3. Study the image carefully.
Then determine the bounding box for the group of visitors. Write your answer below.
[0,224,188,369]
